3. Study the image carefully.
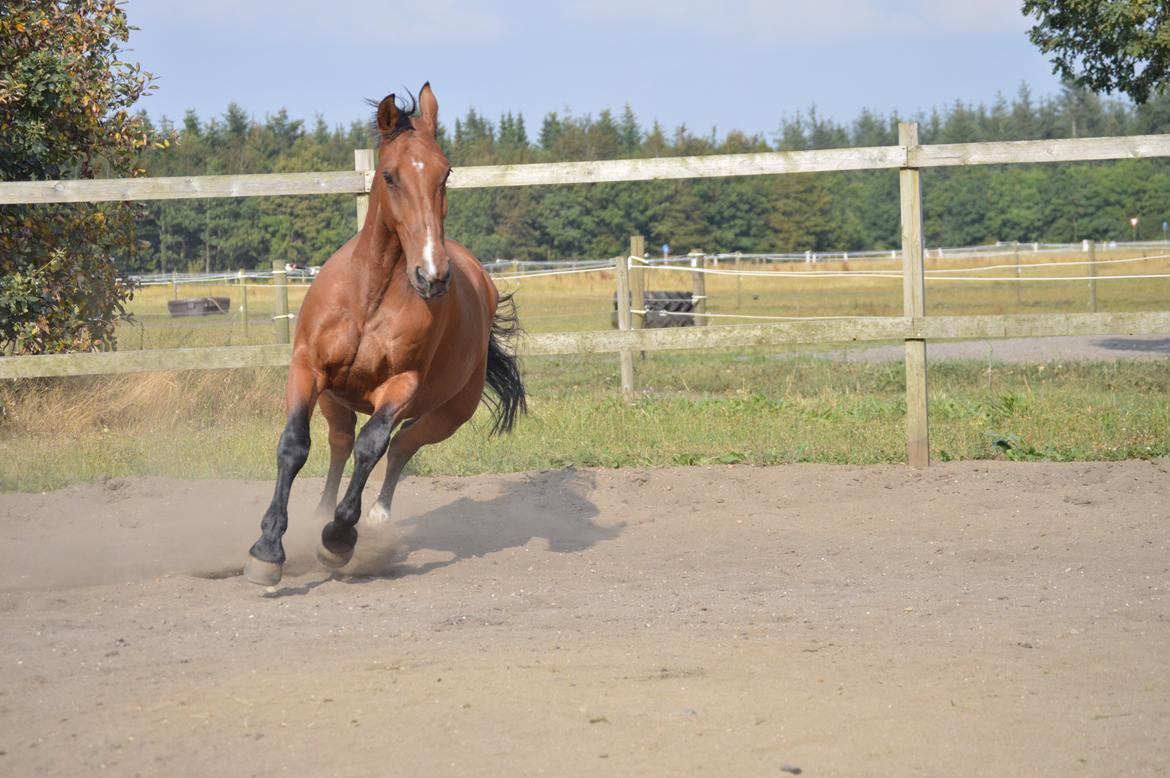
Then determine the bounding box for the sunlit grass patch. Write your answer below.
[2,351,1166,492]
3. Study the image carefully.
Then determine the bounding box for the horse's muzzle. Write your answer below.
[411,265,451,299]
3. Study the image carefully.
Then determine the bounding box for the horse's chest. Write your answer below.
[324,319,416,388]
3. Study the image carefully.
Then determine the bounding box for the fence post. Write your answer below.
[172,271,179,300]
[614,254,635,398]
[735,251,743,308]
[272,259,290,344]
[1087,240,1098,312]
[239,268,249,339]
[354,148,375,231]
[1013,240,1021,304]
[899,122,930,468]
[689,250,707,326]
[629,235,646,332]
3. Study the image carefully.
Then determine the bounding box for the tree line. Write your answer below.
[127,84,1170,274]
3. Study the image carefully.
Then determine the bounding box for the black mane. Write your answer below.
[366,91,417,144]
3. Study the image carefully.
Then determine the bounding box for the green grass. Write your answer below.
[2,351,1167,492]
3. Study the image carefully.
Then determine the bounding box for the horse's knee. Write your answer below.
[352,406,394,468]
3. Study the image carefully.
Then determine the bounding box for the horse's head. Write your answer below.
[373,83,452,299]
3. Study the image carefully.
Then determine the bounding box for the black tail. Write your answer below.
[483,291,527,435]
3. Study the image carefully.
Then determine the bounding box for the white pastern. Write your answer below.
[366,502,392,525]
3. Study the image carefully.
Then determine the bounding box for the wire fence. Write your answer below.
[127,240,1170,285]
[118,240,1170,348]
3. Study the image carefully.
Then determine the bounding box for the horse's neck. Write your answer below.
[352,201,404,310]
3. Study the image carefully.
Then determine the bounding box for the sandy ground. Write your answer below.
[1,461,1168,777]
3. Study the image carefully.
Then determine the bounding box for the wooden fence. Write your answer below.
[3,127,1170,467]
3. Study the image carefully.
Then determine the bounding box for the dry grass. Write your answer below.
[119,248,1170,348]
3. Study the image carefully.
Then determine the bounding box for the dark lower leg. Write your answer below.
[249,406,311,564]
[322,405,395,555]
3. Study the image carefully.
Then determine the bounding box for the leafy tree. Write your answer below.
[1024,0,1170,104]
[0,0,154,354]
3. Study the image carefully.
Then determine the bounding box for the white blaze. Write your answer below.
[421,228,440,278]
[409,158,440,279]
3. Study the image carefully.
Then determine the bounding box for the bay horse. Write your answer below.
[244,83,526,586]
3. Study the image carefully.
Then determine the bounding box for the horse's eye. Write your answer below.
[382,171,394,186]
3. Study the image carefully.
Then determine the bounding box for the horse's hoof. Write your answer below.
[244,556,283,586]
[317,544,354,569]
[366,502,391,525]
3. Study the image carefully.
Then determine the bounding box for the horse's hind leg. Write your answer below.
[314,394,356,520]
[367,371,484,526]
[245,361,319,586]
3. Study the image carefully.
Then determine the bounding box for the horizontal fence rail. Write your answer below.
[0,171,366,205]
[5,134,1170,204]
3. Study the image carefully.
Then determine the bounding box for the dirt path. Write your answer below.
[812,334,1170,363]
[1,462,1168,776]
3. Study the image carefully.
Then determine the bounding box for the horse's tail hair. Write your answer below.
[483,290,527,436]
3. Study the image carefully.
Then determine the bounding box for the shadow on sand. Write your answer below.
[263,469,621,596]
[393,468,621,576]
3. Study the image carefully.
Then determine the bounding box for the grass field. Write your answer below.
[120,247,1170,348]
[1,350,1167,492]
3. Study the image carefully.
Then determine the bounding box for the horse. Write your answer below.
[244,83,526,586]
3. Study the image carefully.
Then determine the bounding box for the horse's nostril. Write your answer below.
[412,265,450,298]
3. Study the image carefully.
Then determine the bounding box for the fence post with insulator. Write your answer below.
[1088,240,1098,312]
[629,235,646,332]
[689,250,707,327]
[272,259,290,345]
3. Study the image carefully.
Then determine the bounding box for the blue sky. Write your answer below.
[124,0,1067,139]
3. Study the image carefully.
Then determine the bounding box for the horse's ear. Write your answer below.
[418,82,438,134]
[376,94,399,135]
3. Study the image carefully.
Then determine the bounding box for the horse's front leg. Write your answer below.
[367,371,485,525]
[318,374,417,568]
[244,361,319,586]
